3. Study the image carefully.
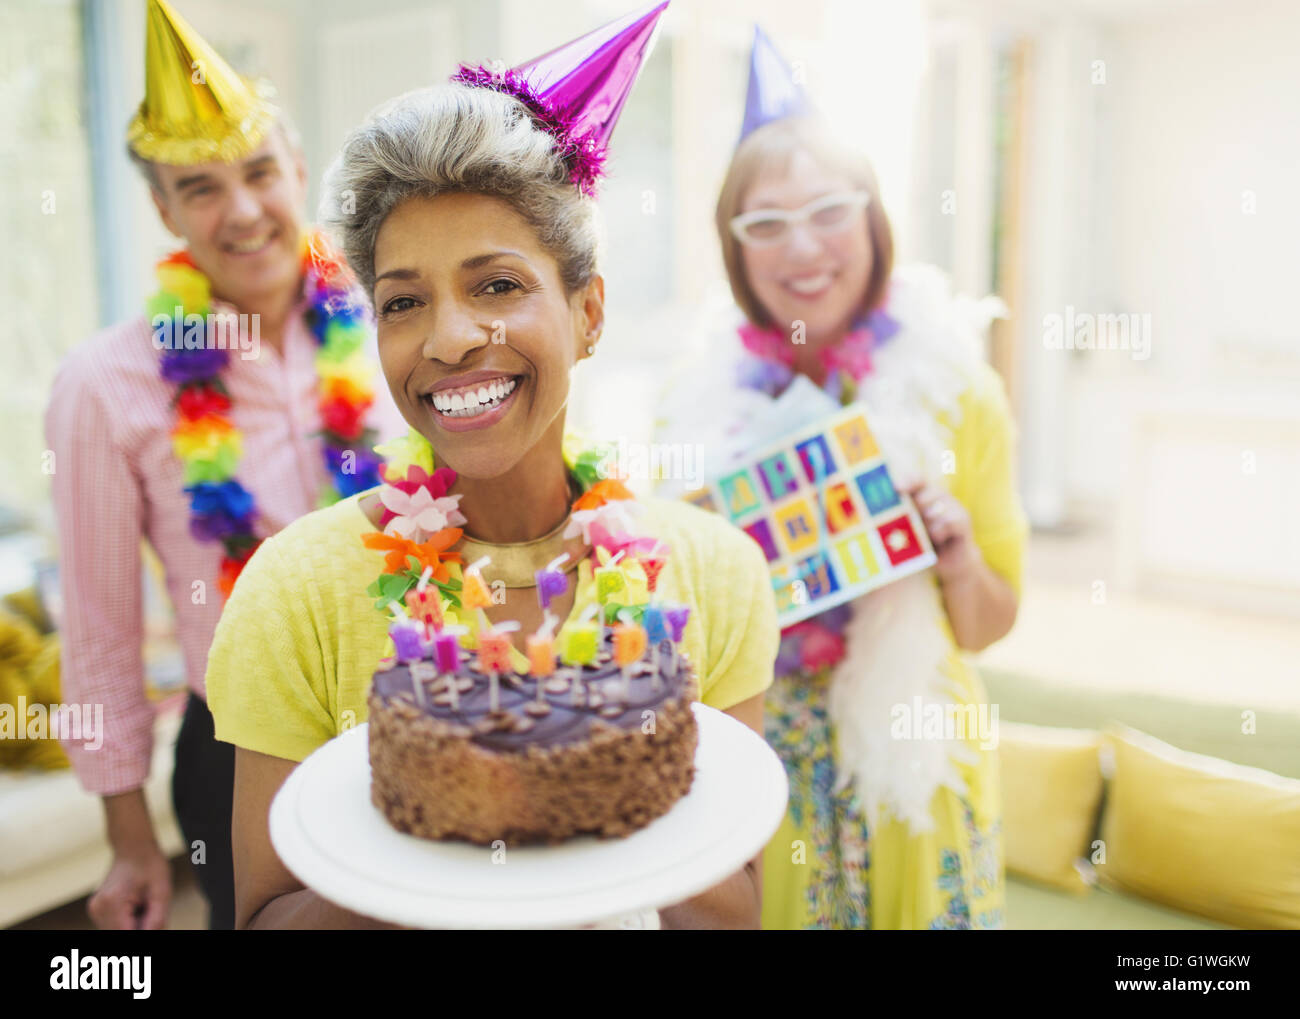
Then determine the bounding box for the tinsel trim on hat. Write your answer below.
[126,78,278,166]
[451,65,607,197]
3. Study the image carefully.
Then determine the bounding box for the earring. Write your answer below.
[585,344,595,355]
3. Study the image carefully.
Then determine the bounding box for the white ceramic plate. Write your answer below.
[269,702,788,929]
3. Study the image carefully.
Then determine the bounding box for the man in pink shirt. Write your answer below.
[44,0,401,929]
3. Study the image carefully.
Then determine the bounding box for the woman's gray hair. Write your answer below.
[320,83,599,299]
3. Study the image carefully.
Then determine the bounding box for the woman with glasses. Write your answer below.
[659,35,1028,929]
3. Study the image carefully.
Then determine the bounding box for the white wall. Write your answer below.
[1106,0,1300,375]
[1065,0,1300,505]
[1052,0,1300,606]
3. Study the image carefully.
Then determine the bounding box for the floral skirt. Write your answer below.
[760,665,1005,930]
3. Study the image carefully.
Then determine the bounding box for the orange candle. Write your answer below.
[527,633,555,677]
[613,621,647,700]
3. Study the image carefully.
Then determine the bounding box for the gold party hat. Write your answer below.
[126,0,277,165]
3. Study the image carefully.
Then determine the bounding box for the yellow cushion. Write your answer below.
[1099,724,1300,929]
[998,721,1103,894]
[0,611,69,771]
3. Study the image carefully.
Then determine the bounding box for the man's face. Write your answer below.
[150,128,308,308]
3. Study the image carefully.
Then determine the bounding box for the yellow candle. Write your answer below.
[560,624,598,666]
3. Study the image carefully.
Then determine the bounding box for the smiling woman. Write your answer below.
[202,31,781,931]
[362,188,600,495]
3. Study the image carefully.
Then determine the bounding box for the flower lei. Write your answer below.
[735,306,901,406]
[735,304,901,677]
[151,231,383,597]
[362,429,664,638]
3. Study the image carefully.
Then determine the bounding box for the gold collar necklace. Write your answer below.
[455,473,588,589]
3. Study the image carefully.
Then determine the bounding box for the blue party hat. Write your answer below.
[739,25,812,143]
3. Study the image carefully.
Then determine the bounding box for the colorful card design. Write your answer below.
[684,405,937,626]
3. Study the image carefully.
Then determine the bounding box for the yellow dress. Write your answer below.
[761,361,1027,929]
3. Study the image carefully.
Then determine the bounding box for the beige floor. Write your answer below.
[10,855,210,931]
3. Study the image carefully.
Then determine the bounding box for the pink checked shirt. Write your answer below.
[45,291,406,795]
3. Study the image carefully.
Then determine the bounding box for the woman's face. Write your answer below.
[372,192,602,479]
[739,149,872,343]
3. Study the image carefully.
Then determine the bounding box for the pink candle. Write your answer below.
[434,631,461,674]
[433,630,462,709]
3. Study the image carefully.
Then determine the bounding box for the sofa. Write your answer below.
[986,667,1300,930]
[0,695,186,928]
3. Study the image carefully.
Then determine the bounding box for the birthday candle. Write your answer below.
[560,622,598,665]
[388,602,424,663]
[535,553,569,611]
[433,630,462,673]
[410,660,439,707]
[527,629,555,708]
[477,631,515,672]
[477,623,518,713]
[643,606,668,691]
[664,606,691,674]
[594,551,627,628]
[664,605,690,642]
[387,606,427,706]
[527,631,555,676]
[560,610,599,705]
[432,628,463,709]
[462,556,493,610]
[640,542,666,594]
[643,606,668,644]
[405,565,444,634]
[612,622,647,700]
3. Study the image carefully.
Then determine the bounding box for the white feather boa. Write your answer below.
[829,266,1004,834]
[658,264,1005,835]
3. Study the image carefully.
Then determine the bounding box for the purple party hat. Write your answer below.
[452,1,669,196]
[739,25,812,144]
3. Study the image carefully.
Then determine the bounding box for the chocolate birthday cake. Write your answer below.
[367,629,698,846]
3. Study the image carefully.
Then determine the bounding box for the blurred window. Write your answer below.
[0,0,99,518]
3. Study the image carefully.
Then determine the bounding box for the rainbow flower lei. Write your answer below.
[150,231,383,598]
[362,429,667,639]
[736,306,901,405]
